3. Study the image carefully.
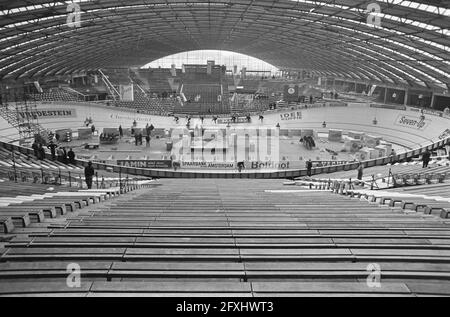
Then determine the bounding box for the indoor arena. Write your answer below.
[0,0,449,299]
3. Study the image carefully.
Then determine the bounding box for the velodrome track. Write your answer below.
[1,102,449,179]
[1,102,449,149]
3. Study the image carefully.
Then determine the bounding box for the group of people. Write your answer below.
[300,136,316,150]
[134,133,145,146]
[297,95,315,104]
[31,140,76,164]
[56,146,76,164]
[84,117,93,127]
[83,118,96,136]
[132,123,154,147]
[31,141,47,160]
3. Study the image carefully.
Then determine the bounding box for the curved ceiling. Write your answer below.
[0,0,449,89]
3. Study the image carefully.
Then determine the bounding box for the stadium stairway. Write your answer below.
[1,179,450,296]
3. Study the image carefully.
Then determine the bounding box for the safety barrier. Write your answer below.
[1,136,448,179]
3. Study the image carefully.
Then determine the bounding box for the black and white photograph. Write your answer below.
[0,0,449,302]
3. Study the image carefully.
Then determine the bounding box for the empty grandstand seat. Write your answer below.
[1,179,450,296]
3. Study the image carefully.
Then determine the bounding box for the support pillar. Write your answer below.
[430,93,435,109]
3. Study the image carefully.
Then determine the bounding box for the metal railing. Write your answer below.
[391,171,450,187]
[1,136,449,180]
[0,164,124,189]
[0,151,142,190]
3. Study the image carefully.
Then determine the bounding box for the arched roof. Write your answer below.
[0,0,449,89]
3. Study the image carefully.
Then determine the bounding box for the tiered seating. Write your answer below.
[259,80,289,93]
[305,159,450,187]
[239,79,262,93]
[69,86,107,96]
[0,105,20,127]
[146,69,174,94]
[183,84,222,104]
[114,85,176,115]
[0,147,82,173]
[1,179,450,296]
[391,161,450,186]
[0,180,152,235]
[390,183,450,199]
[173,101,230,115]
[342,186,450,220]
[28,88,81,102]
[0,147,131,189]
[241,98,272,113]
[0,181,85,229]
[307,176,450,220]
[104,69,130,85]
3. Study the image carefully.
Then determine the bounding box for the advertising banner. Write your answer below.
[109,113,152,123]
[180,161,236,169]
[313,160,352,167]
[250,161,290,170]
[284,85,299,102]
[395,114,430,131]
[280,111,302,121]
[17,108,77,120]
[409,107,444,118]
[217,117,248,124]
[117,160,172,169]
[370,104,406,111]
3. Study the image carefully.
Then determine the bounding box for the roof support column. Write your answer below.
[430,93,436,109]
